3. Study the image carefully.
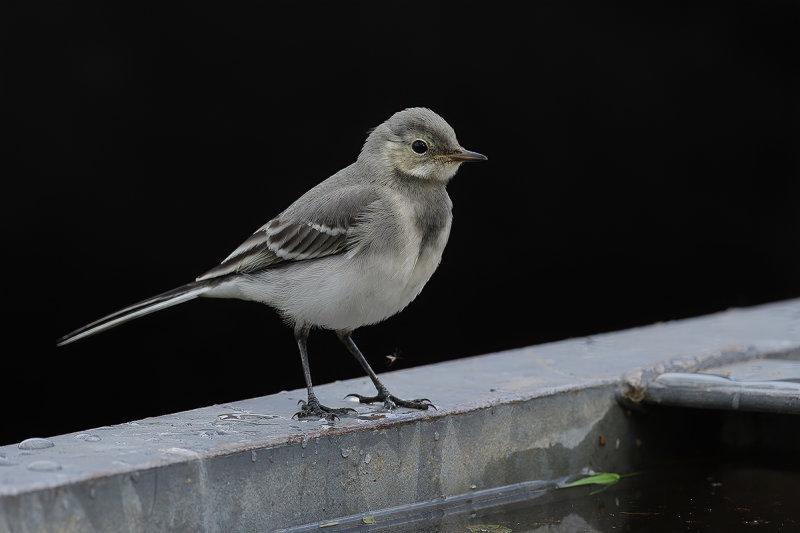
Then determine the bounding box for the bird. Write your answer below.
[57,107,487,419]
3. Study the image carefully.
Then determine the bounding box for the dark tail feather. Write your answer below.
[57,280,216,347]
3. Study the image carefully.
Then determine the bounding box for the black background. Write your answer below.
[4,1,799,445]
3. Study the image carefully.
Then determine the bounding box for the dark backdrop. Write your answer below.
[4,1,799,445]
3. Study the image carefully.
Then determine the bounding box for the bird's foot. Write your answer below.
[294,398,357,421]
[345,390,436,411]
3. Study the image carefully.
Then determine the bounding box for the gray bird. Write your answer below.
[58,107,487,419]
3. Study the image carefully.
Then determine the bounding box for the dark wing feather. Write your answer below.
[196,184,378,281]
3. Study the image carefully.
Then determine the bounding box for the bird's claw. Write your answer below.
[345,393,436,411]
[294,399,357,421]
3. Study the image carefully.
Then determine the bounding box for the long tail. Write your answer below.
[57,280,219,347]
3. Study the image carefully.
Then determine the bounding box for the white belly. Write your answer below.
[218,244,443,331]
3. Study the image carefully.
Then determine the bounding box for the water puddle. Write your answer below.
[459,461,800,532]
[281,458,799,532]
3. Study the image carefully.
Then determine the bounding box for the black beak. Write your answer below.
[437,148,488,162]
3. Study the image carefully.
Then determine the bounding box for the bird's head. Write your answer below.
[361,107,487,183]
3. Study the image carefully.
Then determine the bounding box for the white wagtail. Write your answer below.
[58,107,487,419]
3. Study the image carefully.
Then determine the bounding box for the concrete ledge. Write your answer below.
[2,299,799,531]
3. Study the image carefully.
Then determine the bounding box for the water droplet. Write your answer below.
[75,433,101,442]
[27,460,62,472]
[19,438,55,450]
[434,431,440,441]
[364,454,371,464]
[0,456,18,467]
[341,448,350,458]
[216,413,278,425]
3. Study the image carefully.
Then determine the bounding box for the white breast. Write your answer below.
[209,192,452,331]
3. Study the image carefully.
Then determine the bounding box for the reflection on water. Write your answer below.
[342,460,799,532]
[460,461,800,532]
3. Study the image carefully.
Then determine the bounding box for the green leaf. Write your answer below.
[362,516,377,524]
[560,472,620,488]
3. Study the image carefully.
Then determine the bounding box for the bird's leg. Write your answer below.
[337,330,435,411]
[294,326,356,420]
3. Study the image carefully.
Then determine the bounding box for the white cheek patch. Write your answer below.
[439,162,461,181]
[406,163,434,179]
[411,160,460,181]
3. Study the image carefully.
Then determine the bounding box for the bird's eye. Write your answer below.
[411,140,428,154]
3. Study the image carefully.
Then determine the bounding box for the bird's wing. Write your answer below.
[196,184,380,281]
